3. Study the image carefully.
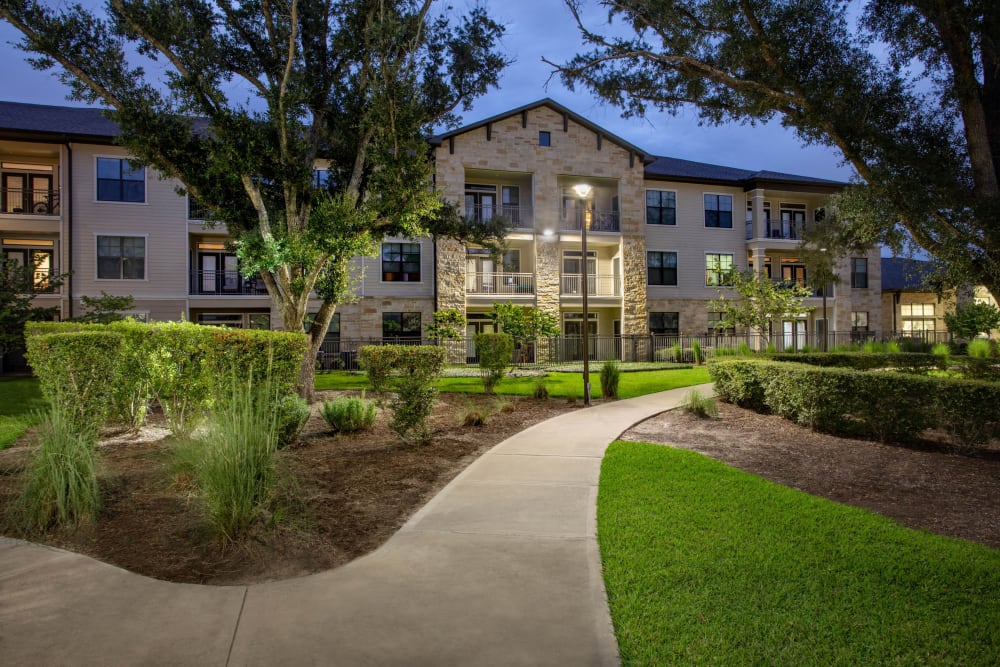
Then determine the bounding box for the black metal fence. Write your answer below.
[315,330,955,371]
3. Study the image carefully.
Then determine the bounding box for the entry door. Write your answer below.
[562,254,597,294]
[783,320,806,351]
[199,253,240,293]
[466,255,495,293]
[3,174,25,213]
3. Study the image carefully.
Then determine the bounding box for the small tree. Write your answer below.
[426,309,466,342]
[474,332,514,393]
[708,271,814,347]
[74,292,135,324]
[0,255,65,363]
[945,302,1000,339]
[799,218,868,349]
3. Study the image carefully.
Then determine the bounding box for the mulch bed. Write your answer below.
[0,392,579,585]
[622,402,1000,550]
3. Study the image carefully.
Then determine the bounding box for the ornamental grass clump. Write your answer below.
[11,405,101,534]
[681,389,718,419]
[321,395,377,433]
[601,358,621,399]
[967,337,992,359]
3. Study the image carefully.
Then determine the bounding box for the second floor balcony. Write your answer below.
[560,207,620,233]
[190,269,269,296]
[465,203,533,229]
[466,272,535,296]
[2,188,60,216]
[560,274,620,297]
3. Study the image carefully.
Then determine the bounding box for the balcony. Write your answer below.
[560,274,620,297]
[466,272,535,296]
[465,204,533,229]
[763,221,807,240]
[560,207,620,233]
[2,188,60,216]
[190,270,268,296]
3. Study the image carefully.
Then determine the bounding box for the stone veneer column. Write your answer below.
[534,237,561,361]
[436,237,467,315]
[621,235,647,334]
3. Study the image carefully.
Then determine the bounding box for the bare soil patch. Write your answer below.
[0,392,578,585]
[622,403,1000,550]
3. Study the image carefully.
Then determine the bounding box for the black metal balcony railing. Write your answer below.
[465,204,533,228]
[2,188,60,216]
[190,270,268,295]
[765,222,806,240]
[560,207,620,233]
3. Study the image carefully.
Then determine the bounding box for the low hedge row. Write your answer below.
[25,320,308,433]
[764,352,940,370]
[709,358,1000,447]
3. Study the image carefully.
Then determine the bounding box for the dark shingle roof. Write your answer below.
[0,100,119,141]
[881,257,936,291]
[645,157,846,192]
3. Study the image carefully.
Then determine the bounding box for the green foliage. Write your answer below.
[711,358,1000,445]
[966,338,993,359]
[426,309,466,341]
[201,328,308,398]
[672,341,683,363]
[73,291,135,324]
[0,254,66,356]
[459,400,491,427]
[681,389,718,418]
[359,345,446,443]
[707,271,814,337]
[532,375,549,400]
[25,330,123,433]
[554,0,1000,304]
[599,442,1000,666]
[1,1,509,383]
[690,340,704,364]
[600,358,621,399]
[275,394,310,448]
[182,376,281,541]
[474,332,514,393]
[321,395,377,433]
[765,352,939,371]
[944,302,1000,339]
[932,342,951,370]
[0,377,47,449]
[145,321,213,434]
[737,341,751,356]
[10,405,100,534]
[489,303,560,343]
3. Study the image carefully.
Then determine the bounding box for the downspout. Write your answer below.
[64,139,73,319]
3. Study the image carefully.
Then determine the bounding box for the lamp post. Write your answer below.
[573,183,593,406]
[820,247,828,351]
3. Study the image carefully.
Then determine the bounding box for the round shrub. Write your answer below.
[321,395,377,433]
[275,394,311,447]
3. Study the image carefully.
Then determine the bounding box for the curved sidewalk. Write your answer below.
[0,383,712,666]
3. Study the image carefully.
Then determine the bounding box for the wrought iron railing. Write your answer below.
[560,207,620,233]
[189,270,268,295]
[465,204,533,228]
[2,188,60,216]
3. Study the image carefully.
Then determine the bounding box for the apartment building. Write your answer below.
[0,98,882,356]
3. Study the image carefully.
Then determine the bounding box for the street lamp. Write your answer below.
[573,183,593,406]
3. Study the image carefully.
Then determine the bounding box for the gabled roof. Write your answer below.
[881,257,938,291]
[0,100,119,143]
[429,98,655,164]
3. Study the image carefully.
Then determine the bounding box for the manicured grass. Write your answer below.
[0,377,46,449]
[599,442,1000,666]
[315,366,711,398]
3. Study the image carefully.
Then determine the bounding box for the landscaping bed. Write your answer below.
[0,392,578,585]
[623,402,1000,549]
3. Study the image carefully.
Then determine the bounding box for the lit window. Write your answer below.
[706,253,734,286]
[851,311,869,331]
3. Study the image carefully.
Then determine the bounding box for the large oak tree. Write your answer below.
[1,0,508,397]
[551,0,1000,301]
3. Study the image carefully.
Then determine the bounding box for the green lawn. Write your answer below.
[0,377,47,449]
[315,366,711,398]
[599,441,1000,666]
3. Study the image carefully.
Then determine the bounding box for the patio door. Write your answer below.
[783,320,806,351]
[199,252,240,293]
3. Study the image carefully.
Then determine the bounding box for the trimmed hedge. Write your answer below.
[764,352,940,371]
[710,358,1000,446]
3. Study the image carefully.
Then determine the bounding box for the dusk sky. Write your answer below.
[0,1,854,181]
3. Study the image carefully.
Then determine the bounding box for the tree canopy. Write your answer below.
[1,0,508,396]
[708,270,814,339]
[552,0,1000,300]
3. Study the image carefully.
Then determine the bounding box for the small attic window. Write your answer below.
[538,131,551,147]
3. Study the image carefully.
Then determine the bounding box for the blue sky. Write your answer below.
[0,1,854,181]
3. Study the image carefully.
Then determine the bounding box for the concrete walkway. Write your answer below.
[1,383,711,666]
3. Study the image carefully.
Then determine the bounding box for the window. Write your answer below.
[538,131,551,147]
[646,190,676,225]
[96,158,145,202]
[780,264,807,287]
[383,312,421,340]
[704,194,733,228]
[901,303,935,332]
[708,311,736,335]
[501,186,522,226]
[779,204,806,239]
[3,238,55,291]
[465,184,496,222]
[851,311,869,332]
[381,242,420,282]
[706,253,734,286]
[97,236,145,279]
[851,257,868,288]
[313,169,331,189]
[646,251,678,286]
[649,312,679,336]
